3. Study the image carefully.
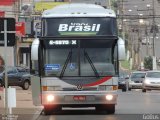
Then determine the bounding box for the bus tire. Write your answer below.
[106,104,115,114]
[44,106,52,115]
[122,88,126,92]
[96,104,115,114]
[44,105,61,115]
[0,80,3,87]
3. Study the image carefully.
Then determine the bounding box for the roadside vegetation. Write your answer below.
[120,60,130,70]
[144,56,152,70]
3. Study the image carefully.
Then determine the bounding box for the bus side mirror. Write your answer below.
[118,37,126,60]
[31,38,39,61]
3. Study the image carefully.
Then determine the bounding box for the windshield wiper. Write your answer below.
[60,50,72,78]
[84,51,100,78]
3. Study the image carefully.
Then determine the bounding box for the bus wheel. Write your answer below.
[96,104,115,114]
[43,105,61,115]
[106,104,115,114]
[0,81,3,87]
[44,106,52,115]
[122,88,126,92]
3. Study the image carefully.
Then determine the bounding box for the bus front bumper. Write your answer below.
[41,91,118,106]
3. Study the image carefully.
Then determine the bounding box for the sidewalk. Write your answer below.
[0,87,42,115]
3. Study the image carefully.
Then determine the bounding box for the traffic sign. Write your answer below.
[0,18,15,46]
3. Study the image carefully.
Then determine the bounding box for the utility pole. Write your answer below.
[4,19,8,117]
[137,6,152,57]
[152,0,157,70]
[121,0,125,40]
[108,0,111,9]
[145,25,149,56]
[152,0,155,57]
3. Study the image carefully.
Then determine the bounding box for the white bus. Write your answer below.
[30,3,125,115]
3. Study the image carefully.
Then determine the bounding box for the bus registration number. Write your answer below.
[73,96,86,101]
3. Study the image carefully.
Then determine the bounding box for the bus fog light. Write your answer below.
[106,94,113,101]
[47,95,55,102]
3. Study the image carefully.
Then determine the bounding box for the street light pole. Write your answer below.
[108,0,111,9]
[152,0,155,57]
[121,0,125,41]
[4,20,8,116]
[152,0,157,70]
[146,4,151,57]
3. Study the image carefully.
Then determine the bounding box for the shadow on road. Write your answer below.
[41,109,114,115]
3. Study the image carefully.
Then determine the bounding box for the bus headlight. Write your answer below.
[105,94,113,101]
[47,95,55,102]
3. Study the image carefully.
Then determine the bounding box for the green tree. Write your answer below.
[144,56,152,70]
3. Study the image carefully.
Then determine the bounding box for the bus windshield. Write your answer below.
[43,39,116,77]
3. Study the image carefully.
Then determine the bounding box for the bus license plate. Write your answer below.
[73,96,86,101]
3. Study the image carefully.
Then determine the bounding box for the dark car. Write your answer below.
[118,71,129,91]
[0,66,31,90]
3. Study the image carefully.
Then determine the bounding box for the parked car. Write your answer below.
[142,71,160,92]
[124,71,146,91]
[0,66,31,90]
[118,71,129,91]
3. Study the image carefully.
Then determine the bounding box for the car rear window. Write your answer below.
[131,72,145,79]
[146,72,160,78]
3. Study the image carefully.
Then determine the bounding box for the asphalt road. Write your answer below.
[0,88,160,120]
[35,90,160,120]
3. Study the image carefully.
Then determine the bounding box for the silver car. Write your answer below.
[128,71,146,90]
[142,71,160,92]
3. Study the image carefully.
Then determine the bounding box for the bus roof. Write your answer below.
[42,3,116,18]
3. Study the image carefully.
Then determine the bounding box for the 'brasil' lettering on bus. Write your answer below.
[58,23,101,32]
